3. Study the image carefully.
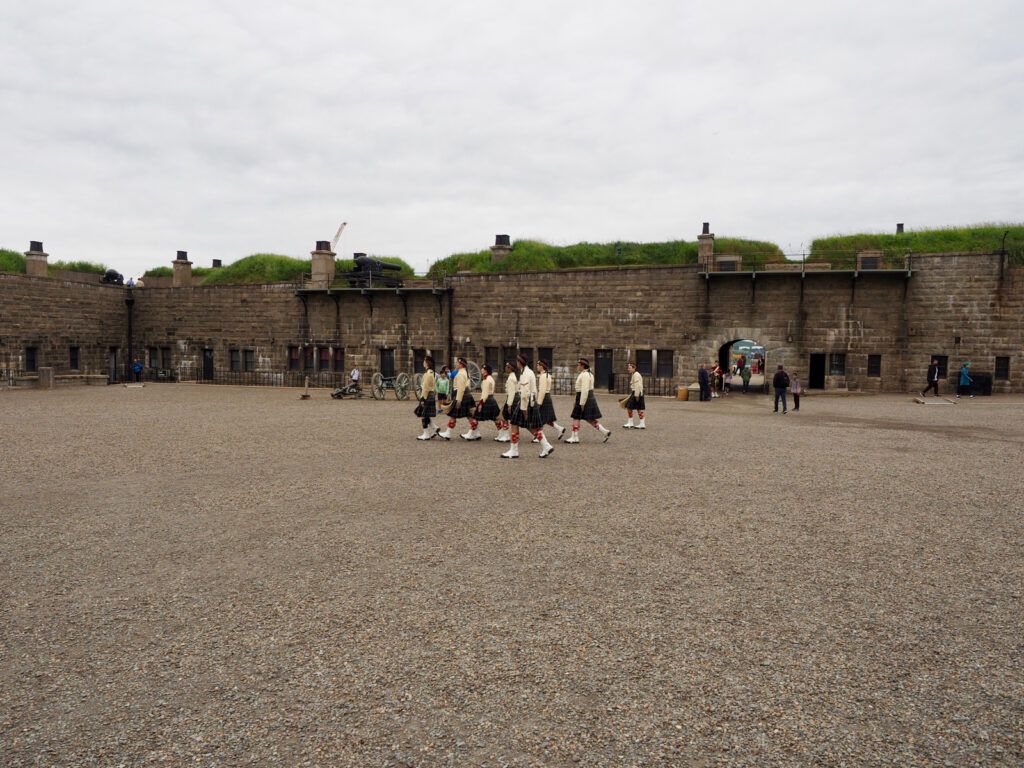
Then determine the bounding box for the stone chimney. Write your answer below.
[310,240,336,288]
[697,223,715,270]
[172,250,193,288]
[212,258,222,268]
[25,241,48,278]
[896,223,904,234]
[490,234,512,263]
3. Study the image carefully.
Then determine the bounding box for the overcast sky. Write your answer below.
[2,1,1022,275]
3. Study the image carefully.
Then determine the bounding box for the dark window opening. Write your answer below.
[501,346,518,368]
[380,348,395,379]
[318,347,330,372]
[25,347,38,373]
[303,346,314,371]
[333,348,345,373]
[230,349,241,372]
[537,347,553,368]
[933,355,949,379]
[147,347,158,368]
[244,349,255,372]
[867,354,882,377]
[656,349,674,378]
[484,347,499,372]
[160,347,171,369]
[635,349,653,377]
[519,347,533,367]
[717,260,738,272]
[69,346,80,370]
[829,353,847,376]
[995,356,1010,381]
[288,346,300,371]
[860,256,881,270]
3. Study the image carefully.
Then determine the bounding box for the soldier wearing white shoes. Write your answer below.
[534,359,566,442]
[473,364,502,437]
[623,361,647,429]
[495,361,517,443]
[566,358,611,443]
[502,354,554,459]
[437,358,475,440]
[416,355,440,440]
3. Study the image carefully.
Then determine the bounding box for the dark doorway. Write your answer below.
[379,348,395,379]
[202,348,214,380]
[719,338,765,394]
[808,353,826,389]
[594,349,613,391]
[108,346,119,383]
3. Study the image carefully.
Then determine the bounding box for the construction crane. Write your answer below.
[331,221,347,252]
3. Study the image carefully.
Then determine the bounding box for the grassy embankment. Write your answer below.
[811,224,1024,266]
[144,253,415,285]
[426,237,785,279]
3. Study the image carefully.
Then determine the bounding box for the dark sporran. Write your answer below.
[414,402,424,418]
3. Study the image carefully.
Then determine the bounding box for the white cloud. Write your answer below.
[1,0,1021,273]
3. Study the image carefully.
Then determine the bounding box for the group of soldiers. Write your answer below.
[415,356,647,458]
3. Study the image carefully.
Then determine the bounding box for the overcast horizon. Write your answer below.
[2,1,1022,276]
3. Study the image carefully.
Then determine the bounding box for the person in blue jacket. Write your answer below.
[957,362,974,399]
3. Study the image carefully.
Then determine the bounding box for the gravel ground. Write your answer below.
[2,385,1023,767]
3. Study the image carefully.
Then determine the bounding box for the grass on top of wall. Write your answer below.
[49,260,109,275]
[811,224,1024,264]
[426,237,785,279]
[0,248,26,273]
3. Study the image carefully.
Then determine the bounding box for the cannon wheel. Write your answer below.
[371,372,385,400]
[395,372,410,400]
[467,360,482,391]
[414,372,424,400]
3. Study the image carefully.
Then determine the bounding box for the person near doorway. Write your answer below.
[495,361,517,443]
[536,360,566,440]
[723,368,733,395]
[698,364,711,401]
[623,361,646,429]
[740,364,751,394]
[132,358,143,382]
[711,363,723,398]
[437,358,475,440]
[416,356,439,440]
[957,362,974,399]
[566,358,611,443]
[772,364,790,414]
[790,372,802,411]
[921,359,941,397]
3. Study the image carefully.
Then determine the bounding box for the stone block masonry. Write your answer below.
[2,253,1021,392]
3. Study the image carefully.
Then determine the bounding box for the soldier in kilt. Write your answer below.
[416,355,440,440]
[623,361,647,429]
[533,359,566,442]
[437,357,475,440]
[475,365,502,427]
[566,358,611,444]
[495,361,517,443]
[503,354,554,459]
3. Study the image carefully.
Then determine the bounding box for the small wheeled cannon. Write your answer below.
[330,380,364,399]
[341,253,404,289]
[371,372,411,400]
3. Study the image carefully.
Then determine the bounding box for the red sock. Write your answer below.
[638,410,645,419]
[470,419,478,429]
[511,432,519,444]
[627,409,634,417]
[447,419,455,429]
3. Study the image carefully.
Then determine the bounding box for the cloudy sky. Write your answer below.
[2,1,1021,275]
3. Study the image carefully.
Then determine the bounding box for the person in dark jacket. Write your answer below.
[698,364,711,401]
[921,358,941,397]
[772,364,790,414]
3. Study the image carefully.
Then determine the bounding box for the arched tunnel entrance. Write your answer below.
[718,338,767,394]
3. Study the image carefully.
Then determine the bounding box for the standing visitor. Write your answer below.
[536,360,566,441]
[416,356,439,440]
[790,371,802,411]
[495,361,517,443]
[723,368,733,396]
[565,358,611,443]
[740,364,751,394]
[920,359,941,398]
[436,365,450,406]
[623,361,646,429]
[772,364,790,414]
[957,362,974,399]
[437,358,475,440]
[698,364,711,401]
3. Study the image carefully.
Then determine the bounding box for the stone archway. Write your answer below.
[716,332,770,394]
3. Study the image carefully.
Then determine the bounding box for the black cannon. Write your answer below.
[101,269,124,285]
[341,253,404,288]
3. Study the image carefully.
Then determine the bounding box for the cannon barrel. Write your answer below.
[353,254,402,272]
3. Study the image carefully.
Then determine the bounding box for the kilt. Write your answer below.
[510,399,544,430]
[625,393,646,411]
[420,393,437,418]
[501,394,520,422]
[449,393,476,419]
[538,393,557,423]
[571,392,602,421]
[477,395,501,421]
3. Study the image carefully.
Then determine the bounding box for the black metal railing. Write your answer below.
[608,373,678,396]
[190,368,354,388]
[701,253,911,273]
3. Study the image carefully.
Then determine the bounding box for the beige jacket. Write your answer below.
[453,368,469,402]
[421,369,436,397]
[517,365,537,411]
[504,372,518,407]
[630,370,643,397]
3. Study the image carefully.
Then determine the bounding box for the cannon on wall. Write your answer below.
[340,253,404,289]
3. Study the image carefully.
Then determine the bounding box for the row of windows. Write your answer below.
[824,353,1012,380]
[480,347,675,377]
[287,346,346,373]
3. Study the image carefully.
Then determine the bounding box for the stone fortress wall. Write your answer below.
[1,239,1021,393]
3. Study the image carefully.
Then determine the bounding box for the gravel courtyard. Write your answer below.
[2,384,1022,767]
